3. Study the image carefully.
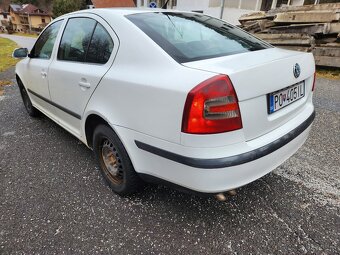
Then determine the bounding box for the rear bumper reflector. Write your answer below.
[135,111,315,169]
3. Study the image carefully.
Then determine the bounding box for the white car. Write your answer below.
[13,9,315,196]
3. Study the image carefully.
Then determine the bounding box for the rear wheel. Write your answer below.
[18,82,40,117]
[93,124,141,195]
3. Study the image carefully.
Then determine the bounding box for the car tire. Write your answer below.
[93,124,141,195]
[18,82,40,117]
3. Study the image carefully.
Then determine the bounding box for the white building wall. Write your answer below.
[221,8,258,25]
[0,13,11,32]
[136,0,281,25]
[291,0,305,5]
[0,14,10,21]
[175,0,261,25]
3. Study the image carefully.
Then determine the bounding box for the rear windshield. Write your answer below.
[127,12,271,63]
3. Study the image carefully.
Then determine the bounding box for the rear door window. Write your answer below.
[57,17,113,64]
[85,23,114,64]
[58,18,96,62]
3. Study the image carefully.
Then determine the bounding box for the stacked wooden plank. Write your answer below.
[239,3,340,68]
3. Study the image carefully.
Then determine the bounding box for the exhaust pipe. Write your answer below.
[215,190,237,202]
[227,190,237,196]
[215,193,227,202]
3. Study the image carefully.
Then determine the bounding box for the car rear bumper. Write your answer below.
[115,108,315,193]
[135,111,314,169]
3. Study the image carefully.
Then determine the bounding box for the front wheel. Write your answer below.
[93,124,141,195]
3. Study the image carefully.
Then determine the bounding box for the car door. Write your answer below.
[48,15,118,138]
[24,20,63,115]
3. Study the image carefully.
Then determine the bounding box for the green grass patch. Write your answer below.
[0,37,19,72]
[316,67,340,80]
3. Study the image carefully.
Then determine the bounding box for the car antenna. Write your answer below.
[162,0,170,9]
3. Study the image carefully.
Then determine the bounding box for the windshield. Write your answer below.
[127,12,271,63]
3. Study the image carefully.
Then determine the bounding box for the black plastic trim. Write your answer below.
[27,89,81,120]
[139,173,214,196]
[135,111,315,169]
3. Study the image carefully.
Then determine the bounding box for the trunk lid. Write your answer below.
[183,48,315,141]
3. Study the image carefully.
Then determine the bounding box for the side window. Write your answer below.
[31,20,62,59]
[58,18,96,62]
[85,23,114,64]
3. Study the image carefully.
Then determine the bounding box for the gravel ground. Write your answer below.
[0,68,339,254]
[0,68,15,83]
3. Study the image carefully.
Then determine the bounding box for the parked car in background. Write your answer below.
[13,9,315,196]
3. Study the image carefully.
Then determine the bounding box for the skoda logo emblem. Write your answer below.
[293,63,301,78]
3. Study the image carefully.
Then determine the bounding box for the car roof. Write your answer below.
[62,8,187,17]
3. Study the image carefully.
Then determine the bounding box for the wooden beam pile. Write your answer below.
[239,3,340,68]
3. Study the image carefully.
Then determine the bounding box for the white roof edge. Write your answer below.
[59,8,187,18]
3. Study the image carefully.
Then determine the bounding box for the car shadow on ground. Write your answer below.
[28,105,326,217]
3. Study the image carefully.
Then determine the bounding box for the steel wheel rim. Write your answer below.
[101,139,123,185]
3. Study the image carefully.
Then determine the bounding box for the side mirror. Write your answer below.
[12,48,29,59]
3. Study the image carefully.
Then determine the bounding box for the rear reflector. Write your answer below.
[312,72,316,91]
[182,75,242,134]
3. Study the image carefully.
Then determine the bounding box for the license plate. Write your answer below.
[268,81,305,114]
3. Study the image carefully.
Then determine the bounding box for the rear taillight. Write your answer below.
[312,72,316,91]
[182,75,242,134]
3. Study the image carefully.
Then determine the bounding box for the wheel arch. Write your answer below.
[83,112,139,175]
[16,74,24,88]
[84,114,109,149]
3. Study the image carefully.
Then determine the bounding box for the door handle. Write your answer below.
[78,81,91,89]
[41,71,47,78]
